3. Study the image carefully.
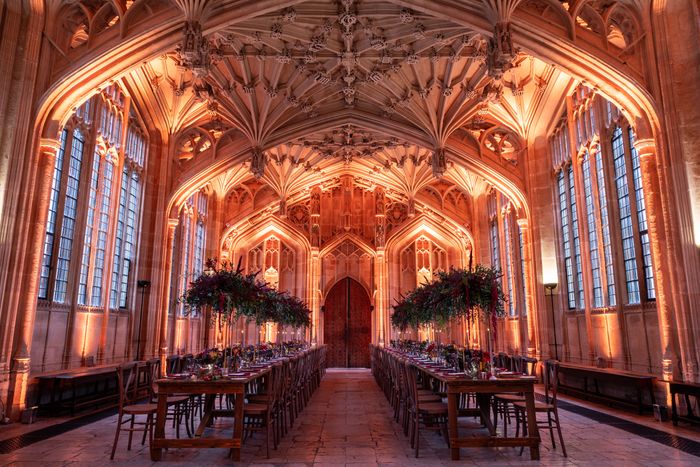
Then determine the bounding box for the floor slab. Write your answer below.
[0,369,698,466]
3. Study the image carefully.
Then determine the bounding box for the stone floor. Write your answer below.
[0,368,699,466]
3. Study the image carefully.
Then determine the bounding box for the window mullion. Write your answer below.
[119,166,133,306]
[600,127,626,307]
[621,125,649,304]
[589,146,609,306]
[66,125,95,305]
[572,154,594,311]
[560,165,576,309]
[46,130,74,303]
[85,151,106,307]
[101,153,123,311]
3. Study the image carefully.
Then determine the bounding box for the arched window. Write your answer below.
[552,86,655,311]
[38,85,146,310]
[110,124,146,308]
[413,236,446,286]
[488,192,527,318]
[174,191,208,316]
[611,125,654,304]
[263,236,280,290]
[488,194,500,271]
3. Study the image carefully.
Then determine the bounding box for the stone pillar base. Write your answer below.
[7,357,31,421]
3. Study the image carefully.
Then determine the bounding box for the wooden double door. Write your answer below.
[323,278,371,368]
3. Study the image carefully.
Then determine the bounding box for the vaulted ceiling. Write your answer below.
[49,0,647,230]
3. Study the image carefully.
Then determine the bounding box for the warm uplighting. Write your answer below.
[693,214,700,246]
[542,265,559,286]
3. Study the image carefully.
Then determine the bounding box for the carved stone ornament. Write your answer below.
[487,22,518,81]
[431,147,447,178]
[178,21,211,78]
[251,147,267,178]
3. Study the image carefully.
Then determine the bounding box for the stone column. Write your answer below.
[309,185,321,344]
[157,219,178,376]
[517,218,538,357]
[7,138,60,418]
[374,187,387,345]
[634,140,683,380]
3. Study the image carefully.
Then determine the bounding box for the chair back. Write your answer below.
[544,359,560,404]
[116,362,140,409]
[403,362,419,412]
[167,355,180,374]
[493,352,508,368]
[145,358,161,400]
[510,355,523,373]
[521,357,538,376]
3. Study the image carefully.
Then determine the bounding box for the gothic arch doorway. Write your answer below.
[323,277,371,368]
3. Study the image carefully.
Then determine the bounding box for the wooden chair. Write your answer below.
[244,362,281,458]
[514,359,567,457]
[493,355,538,436]
[110,362,157,460]
[404,362,449,458]
[146,359,191,439]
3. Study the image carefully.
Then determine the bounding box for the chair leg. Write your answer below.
[127,415,135,450]
[110,413,123,460]
[519,413,527,456]
[554,409,567,457]
[142,414,150,445]
[149,412,154,445]
[547,410,556,449]
[414,414,420,458]
[184,401,192,438]
[266,414,271,459]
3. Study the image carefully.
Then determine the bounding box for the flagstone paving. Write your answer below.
[0,369,698,466]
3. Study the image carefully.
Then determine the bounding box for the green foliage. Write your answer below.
[391,265,506,331]
[181,259,311,328]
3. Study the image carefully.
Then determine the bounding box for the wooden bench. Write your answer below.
[35,362,148,416]
[556,362,657,414]
[670,381,700,426]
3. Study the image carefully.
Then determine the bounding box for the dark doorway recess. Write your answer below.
[323,277,371,368]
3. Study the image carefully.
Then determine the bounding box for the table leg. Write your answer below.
[195,395,215,437]
[447,392,460,461]
[476,393,496,435]
[231,392,244,461]
[671,392,678,426]
[70,380,77,417]
[151,393,167,461]
[524,389,540,460]
[637,387,644,415]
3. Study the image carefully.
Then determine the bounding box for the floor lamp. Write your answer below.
[544,282,559,361]
[136,280,150,360]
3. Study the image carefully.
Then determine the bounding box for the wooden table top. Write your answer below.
[35,364,122,379]
[558,362,657,380]
[386,350,538,389]
[155,366,271,391]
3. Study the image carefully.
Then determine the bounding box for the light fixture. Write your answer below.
[544,282,559,361]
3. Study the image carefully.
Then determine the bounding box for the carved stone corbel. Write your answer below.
[250,147,267,179]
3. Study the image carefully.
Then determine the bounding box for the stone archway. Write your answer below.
[323,277,372,368]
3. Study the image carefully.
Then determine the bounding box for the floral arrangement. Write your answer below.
[181,258,311,328]
[391,265,506,331]
[196,347,225,366]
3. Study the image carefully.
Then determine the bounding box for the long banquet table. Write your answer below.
[381,347,541,461]
[150,366,269,461]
